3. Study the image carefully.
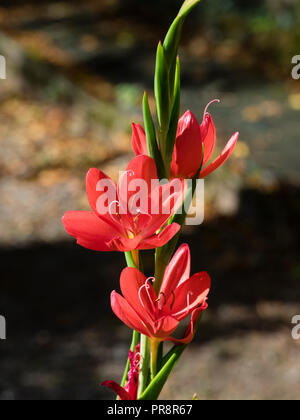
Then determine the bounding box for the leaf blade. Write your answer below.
[139,345,186,401]
[143,92,166,179]
[165,57,181,170]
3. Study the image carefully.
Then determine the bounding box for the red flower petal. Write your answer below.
[159,178,187,217]
[138,223,180,250]
[155,315,180,339]
[138,179,185,239]
[107,235,142,253]
[201,113,216,166]
[171,110,203,179]
[101,381,132,400]
[86,168,116,213]
[168,307,204,345]
[169,271,211,321]
[120,268,154,326]
[62,211,119,252]
[200,132,239,178]
[111,291,150,336]
[132,123,147,156]
[86,168,121,232]
[118,155,158,212]
[161,243,191,300]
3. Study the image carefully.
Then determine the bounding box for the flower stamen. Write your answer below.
[138,278,156,316]
[108,200,121,225]
[204,99,220,118]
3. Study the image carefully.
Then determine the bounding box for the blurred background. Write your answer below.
[0,0,299,400]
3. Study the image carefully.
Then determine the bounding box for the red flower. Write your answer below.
[132,100,239,179]
[111,244,211,344]
[102,344,140,400]
[63,155,185,252]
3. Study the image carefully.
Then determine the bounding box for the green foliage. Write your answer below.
[152,0,201,177]
[139,345,186,400]
[154,42,171,135]
[143,92,165,178]
[165,57,181,172]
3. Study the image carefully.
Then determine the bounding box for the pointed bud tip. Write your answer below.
[177,243,190,255]
[182,109,198,122]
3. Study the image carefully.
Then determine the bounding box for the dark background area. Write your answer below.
[0,0,299,400]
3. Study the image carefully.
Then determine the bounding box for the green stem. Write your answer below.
[153,165,202,294]
[137,335,150,398]
[158,130,170,179]
[150,339,160,380]
[139,345,186,401]
[125,251,137,269]
[139,313,204,401]
[123,251,151,398]
[157,341,164,372]
[119,251,141,394]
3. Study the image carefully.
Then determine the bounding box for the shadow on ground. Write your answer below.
[0,184,299,399]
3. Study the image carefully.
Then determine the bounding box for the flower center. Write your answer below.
[127,231,135,240]
[155,292,168,311]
